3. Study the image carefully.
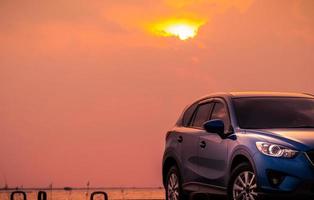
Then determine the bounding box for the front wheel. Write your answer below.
[166,166,189,200]
[228,163,259,200]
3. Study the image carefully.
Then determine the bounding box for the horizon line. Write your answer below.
[0,186,163,191]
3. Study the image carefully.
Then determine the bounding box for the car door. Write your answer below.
[174,102,198,184]
[197,98,230,187]
[178,100,213,185]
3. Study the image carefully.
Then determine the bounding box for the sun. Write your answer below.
[164,24,197,40]
[150,19,204,40]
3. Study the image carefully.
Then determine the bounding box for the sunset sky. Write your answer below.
[1,0,314,187]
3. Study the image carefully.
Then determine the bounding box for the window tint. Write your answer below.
[182,103,198,127]
[192,103,212,128]
[211,102,230,132]
[233,97,314,129]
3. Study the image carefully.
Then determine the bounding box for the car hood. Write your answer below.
[253,129,314,150]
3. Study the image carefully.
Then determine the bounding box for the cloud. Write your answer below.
[0,0,256,49]
[1,0,314,188]
[165,0,253,12]
[101,0,254,36]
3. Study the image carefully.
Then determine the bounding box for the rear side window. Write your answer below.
[192,103,213,128]
[182,103,198,127]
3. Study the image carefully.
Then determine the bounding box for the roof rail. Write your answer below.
[302,93,314,97]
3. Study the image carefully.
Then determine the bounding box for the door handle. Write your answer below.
[177,136,183,143]
[200,141,206,148]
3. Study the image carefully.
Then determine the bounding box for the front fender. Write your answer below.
[228,146,258,186]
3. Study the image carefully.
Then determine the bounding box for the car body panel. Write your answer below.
[263,129,314,150]
[163,92,314,198]
[197,131,228,187]
[178,128,200,183]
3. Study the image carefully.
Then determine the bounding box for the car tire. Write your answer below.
[166,166,189,200]
[228,162,259,200]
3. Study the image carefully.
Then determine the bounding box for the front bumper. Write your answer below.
[258,182,314,200]
[253,151,314,198]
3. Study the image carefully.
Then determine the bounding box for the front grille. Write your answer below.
[305,151,314,166]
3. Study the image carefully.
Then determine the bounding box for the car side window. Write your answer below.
[211,102,230,132]
[191,103,213,128]
[182,103,198,127]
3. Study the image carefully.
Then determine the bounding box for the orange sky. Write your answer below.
[1,0,314,187]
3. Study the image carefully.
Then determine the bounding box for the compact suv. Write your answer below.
[162,92,314,200]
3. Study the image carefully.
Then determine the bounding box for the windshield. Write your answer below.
[233,97,314,129]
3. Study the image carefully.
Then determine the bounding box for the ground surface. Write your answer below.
[0,188,165,200]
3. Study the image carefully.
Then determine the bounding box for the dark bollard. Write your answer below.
[38,191,47,200]
[90,191,108,200]
[10,191,27,200]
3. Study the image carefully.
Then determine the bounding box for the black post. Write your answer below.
[90,191,108,200]
[38,191,47,200]
[10,191,27,200]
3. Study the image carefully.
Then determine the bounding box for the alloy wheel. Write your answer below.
[167,172,180,200]
[232,171,258,200]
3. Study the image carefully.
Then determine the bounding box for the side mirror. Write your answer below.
[203,119,225,138]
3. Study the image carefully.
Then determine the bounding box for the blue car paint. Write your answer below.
[163,92,314,198]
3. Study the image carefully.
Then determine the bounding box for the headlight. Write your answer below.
[256,142,298,158]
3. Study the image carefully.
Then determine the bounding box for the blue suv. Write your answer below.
[162,92,314,200]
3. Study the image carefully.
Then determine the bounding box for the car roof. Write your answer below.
[199,92,314,100]
[229,92,314,98]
